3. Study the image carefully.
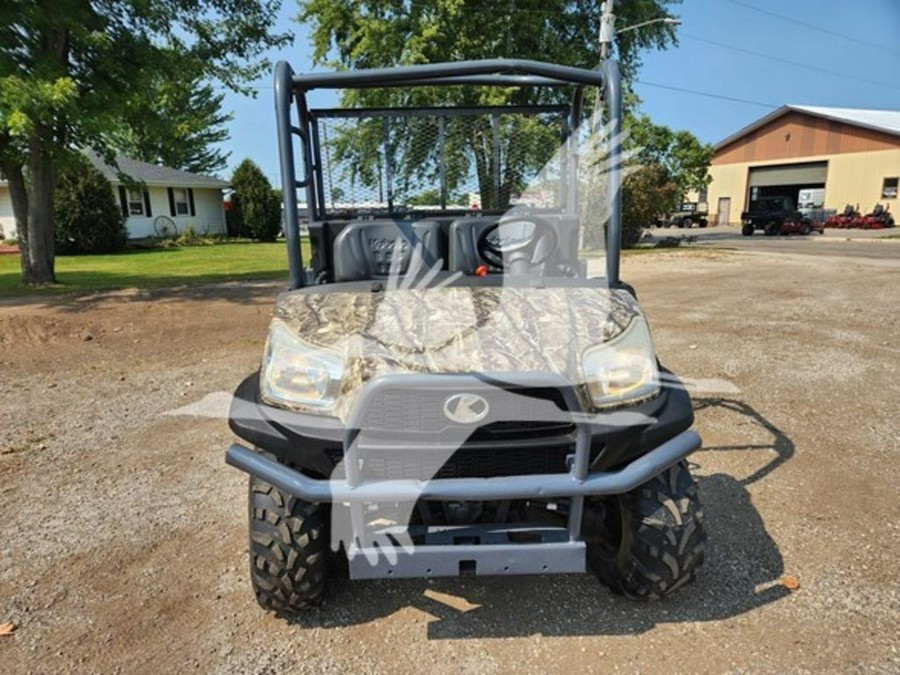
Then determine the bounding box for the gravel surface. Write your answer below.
[1,247,898,673]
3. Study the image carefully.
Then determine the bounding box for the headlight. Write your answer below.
[581,316,660,409]
[260,319,343,410]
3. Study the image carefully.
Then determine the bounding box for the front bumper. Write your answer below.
[227,371,700,580]
[226,429,700,502]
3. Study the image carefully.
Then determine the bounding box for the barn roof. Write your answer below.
[715,105,900,151]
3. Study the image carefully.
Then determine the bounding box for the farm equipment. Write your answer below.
[225,56,706,614]
[825,203,894,229]
[656,201,709,228]
[854,204,894,229]
[824,204,860,229]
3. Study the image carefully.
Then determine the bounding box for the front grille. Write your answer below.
[359,442,576,480]
[470,419,574,441]
[358,386,574,439]
[331,381,584,481]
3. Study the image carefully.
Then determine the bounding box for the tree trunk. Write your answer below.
[22,126,57,285]
[16,21,69,285]
[472,123,492,210]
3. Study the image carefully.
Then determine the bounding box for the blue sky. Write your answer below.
[217,0,900,184]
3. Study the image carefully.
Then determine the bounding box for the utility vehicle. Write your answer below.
[657,201,709,229]
[741,196,818,236]
[226,57,707,613]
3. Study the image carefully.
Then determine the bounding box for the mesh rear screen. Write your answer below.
[312,106,569,217]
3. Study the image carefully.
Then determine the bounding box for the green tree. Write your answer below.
[107,69,233,176]
[230,159,282,242]
[54,158,126,255]
[302,0,679,89]
[0,1,291,285]
[621,163,681,248]
[627,115,713,198]
[299,0,681,210]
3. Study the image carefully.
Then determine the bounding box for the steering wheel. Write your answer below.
[476,216,559,275]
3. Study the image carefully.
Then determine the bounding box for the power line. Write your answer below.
[727,0,900,57]
[634,79,780,108]
[682,33,900,91]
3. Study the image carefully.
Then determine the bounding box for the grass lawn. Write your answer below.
[2,238,719,298]
[0,241,298,297]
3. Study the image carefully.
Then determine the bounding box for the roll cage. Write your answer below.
[274,58,624,290]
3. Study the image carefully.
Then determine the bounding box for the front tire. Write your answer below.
[741,224,754,236]
[248,472,329,613]
[764,221,779,236]
[586,461,706,600]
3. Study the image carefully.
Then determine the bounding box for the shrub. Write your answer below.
[176,225,207,247]
[225,194,248,237]
[54,160,127,254]
[229,159,282,241]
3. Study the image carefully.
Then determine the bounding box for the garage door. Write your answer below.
[748,162,828,187]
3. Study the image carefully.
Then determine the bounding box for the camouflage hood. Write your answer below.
[267,285,641,421]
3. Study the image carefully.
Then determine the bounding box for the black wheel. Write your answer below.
[681,217,693,229]
[248,472,328,613]
[698,219,708,228]
[585,461,706,600]
[800,222,811,235]
[741,224,754,236]
[764,221,779,236]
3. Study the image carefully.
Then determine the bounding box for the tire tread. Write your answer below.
[588,461,706,600]
[248,474,328,613]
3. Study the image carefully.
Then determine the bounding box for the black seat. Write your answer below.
[332,219,444,282]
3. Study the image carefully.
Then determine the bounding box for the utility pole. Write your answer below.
[599,0,616,60]
[593,0,616,130]
[580,1,615,252]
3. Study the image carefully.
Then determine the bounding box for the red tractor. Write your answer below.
[824,204,860,229]
[852,204,894,229]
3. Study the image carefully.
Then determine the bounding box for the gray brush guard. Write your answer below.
[227,372,701,580]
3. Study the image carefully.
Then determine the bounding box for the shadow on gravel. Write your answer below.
[282,397,793,639]
[0,277,284,311]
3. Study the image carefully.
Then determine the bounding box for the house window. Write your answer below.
[883,177,898,199]
[127,190,145,216]
[174,189,190,215]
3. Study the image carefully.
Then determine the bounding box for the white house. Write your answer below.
[0,153,229,241]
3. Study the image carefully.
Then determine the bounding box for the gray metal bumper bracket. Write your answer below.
[226,373,702,581]
[225,428,701,502]
[347,541,586,580]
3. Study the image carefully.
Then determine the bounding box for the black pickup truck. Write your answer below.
[741,196,817,236]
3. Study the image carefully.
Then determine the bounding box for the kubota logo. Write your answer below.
[442,393,490,424]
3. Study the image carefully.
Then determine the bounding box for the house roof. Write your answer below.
[715,105,900,151]
[86,152,230,189]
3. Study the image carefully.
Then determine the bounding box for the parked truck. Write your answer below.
[741,195,821,236]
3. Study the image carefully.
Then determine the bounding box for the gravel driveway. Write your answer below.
[1,247,898,673]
